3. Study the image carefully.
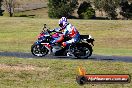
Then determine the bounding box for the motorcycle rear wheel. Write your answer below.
[74,44,92,59]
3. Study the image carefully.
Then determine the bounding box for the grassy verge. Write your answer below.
[14,8,49,18]
[0,17,132,56]
[0,57,132,88]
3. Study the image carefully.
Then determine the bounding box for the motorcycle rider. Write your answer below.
[59,17,80,45]
[57,17,80,56]
[49,17,80,56]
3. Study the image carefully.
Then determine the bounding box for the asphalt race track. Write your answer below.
[0,52,132,63]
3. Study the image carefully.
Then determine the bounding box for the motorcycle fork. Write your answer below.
[41,43,51,54]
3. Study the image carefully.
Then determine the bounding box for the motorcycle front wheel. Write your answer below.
[31,43,49,57]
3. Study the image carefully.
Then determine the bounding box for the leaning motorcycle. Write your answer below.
[31,24,95,59]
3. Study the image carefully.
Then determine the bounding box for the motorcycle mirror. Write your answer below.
[44,24,46,28]
[42,24,47,31]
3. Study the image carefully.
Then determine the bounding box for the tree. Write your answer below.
[2,0,16,17]
[120,1,132,19]
[0,0,2,15]
[93,0,103,11]
[0,0,2,10]
[77,1,95,19]
[48,0,78,18]
[94,0,120,19]
[0,0,4,16]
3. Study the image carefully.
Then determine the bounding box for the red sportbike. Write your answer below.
[31,24,94,59]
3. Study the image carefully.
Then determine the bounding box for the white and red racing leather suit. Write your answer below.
[62,23,80,47]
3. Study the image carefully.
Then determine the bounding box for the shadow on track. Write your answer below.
[0,52,132,63]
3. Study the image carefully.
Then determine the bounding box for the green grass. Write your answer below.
[1,4,132,88]
[0,17,132,88]
[0,57,132,88]
[94,47,132,56]
[14,8,49,18]
[0,17,132,56]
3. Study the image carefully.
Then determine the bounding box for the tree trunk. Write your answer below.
[9,11,13,17]
[9,2,13,17]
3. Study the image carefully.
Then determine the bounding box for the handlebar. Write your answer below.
[41,24,62,34]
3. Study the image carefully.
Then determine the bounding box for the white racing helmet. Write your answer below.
[59,17,68,29]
